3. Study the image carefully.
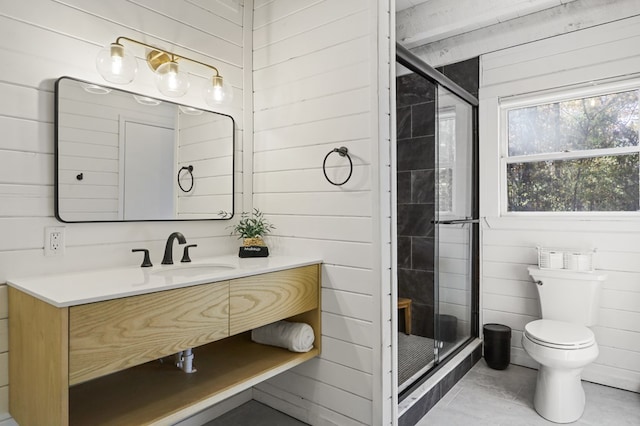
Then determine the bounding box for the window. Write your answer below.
[503,83,640,213]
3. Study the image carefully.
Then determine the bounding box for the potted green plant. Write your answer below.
[225,209,275,257]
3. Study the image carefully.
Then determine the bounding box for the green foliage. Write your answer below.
[226,209,275,239]
[507,89,640,212]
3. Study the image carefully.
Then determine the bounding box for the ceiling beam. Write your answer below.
[396,0,578,48]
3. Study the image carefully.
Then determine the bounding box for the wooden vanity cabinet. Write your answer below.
[9,264,321,426]
[69,281,230,385]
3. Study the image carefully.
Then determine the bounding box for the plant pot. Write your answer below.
[239,237,269,258]
[243,237,265,247]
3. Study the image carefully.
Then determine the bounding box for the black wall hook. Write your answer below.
[76,173,84,181]
[323,147,353,186]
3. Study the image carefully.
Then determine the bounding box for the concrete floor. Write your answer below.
[419,360,640,425]
[203,360,640,425]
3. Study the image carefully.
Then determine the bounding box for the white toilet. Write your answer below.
[522,266,607,423]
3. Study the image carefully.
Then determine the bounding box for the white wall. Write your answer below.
[0,0,248,420]
[480,15,640,392]
[251,0,393,424]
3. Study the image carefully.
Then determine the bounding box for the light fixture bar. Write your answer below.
[97,36,233,105]
[114,36,220,77]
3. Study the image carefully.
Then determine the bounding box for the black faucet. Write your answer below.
[162,232,187,265]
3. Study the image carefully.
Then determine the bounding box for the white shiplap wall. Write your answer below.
[0,0,248,420]
[57,81,176,221]
[251,0,393,424]
[480,15,640,393]
[177,111,235,218]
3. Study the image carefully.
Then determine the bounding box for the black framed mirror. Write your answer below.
[54,77,234,222]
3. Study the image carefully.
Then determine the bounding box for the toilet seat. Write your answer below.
[524,319,595,350]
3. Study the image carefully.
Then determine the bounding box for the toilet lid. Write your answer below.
[524,320,595,349]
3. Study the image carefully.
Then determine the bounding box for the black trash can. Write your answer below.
[438,314,458,343]
[483,323,511,370]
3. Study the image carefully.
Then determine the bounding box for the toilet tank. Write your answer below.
[527,266,607,326]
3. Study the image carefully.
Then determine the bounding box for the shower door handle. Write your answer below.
[432,218,480,225]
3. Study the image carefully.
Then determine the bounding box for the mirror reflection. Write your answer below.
[55,77,234,222]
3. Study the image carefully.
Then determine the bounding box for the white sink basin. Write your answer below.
[150,263,236,277]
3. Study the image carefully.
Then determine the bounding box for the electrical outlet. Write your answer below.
[45,226,65,256]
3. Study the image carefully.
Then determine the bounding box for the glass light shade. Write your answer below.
[155,61,190,97]
[133,95,161,106]
[178,105,203,115]
[204,76,233,106]
[95,43,137,84]
[79,82,111,95]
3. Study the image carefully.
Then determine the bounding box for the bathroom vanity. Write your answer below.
[7,256,322,425]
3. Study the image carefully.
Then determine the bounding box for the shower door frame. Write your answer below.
[395,43,480,395]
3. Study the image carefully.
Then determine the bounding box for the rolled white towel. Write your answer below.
[251,320,315,353]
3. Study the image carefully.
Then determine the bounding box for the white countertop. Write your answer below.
[7,255,322,308]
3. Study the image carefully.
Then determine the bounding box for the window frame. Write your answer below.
[499,77,640,216]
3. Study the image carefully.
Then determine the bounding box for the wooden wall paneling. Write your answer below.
[0,82,52,122]
[252,384,367,426]
[409,0,640,69]
[253,0,327,29]
[320,336,373,374]
[0,116,53,153]
[321,288,374,322]
[253,192,372,217]
[0,189,51,219]
[321,312,373,348]
[254,61,370,111]
[253,36,370,85]
[253,138,372,172]
[322,265,374,295]
[291,358,374,400]
[253,10,369,70]
[253,0,367,49]
[254,113,371,152]
[482,15,640,75]
[258,370,373,425]
[267,215,373,243]
[130,0,244,46]
[253,166,371,194]
[0,151,53,185]
[601,289,640,312]
[187,0,245,26]
[254,87,371,131]
[594,327,640,353]
[53,0,243,67]
[268,238,373,270]
[584,363,640,393]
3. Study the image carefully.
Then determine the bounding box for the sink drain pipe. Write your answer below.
[175,348,196,373]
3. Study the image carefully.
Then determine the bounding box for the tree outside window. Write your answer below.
[505,88,639,212]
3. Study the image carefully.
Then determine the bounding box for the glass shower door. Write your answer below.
[434,86,476,362]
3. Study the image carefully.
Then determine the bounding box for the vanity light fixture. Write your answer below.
[133,95,162,106]
[79,82,111,95]
[178,105,204,115]
[96,36,233,106]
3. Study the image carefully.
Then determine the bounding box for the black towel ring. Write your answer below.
[178,165,194,193]
[323,147,353,186]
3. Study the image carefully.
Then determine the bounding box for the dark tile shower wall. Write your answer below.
[396,57,479,339]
